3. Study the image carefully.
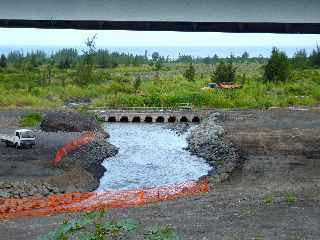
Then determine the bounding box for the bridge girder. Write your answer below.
[0,0,319,33]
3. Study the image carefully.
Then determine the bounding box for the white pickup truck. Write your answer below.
[0,129,36,149]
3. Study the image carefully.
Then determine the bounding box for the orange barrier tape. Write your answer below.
[53,132,96,166]
[0,177,208,220]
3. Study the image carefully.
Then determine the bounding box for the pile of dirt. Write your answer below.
[40,111,101,132]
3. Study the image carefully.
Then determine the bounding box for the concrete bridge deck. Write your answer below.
[93,108,212,123]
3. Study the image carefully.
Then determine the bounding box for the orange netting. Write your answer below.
[53,132,96,166]
[0,177,208,220]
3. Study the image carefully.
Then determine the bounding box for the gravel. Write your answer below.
[186,113,239,182]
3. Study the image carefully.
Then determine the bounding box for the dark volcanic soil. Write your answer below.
[1,108,320,239]
[0,109,117,197]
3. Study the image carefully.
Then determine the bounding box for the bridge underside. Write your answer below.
[0,0,319,33]
[0,20,319,33]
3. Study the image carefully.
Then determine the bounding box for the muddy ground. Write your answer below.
[1,108,320,239]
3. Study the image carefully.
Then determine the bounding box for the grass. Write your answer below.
[20,112,43,127]
[1,63,320,109]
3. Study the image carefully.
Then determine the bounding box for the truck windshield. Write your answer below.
[21,132,35,138]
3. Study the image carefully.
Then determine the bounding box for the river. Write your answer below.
[98,123,212,191]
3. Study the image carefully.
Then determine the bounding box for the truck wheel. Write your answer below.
[5,142,9,147]
[15,143,20,149]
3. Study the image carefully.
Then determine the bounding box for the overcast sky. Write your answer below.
[0,28,319,47]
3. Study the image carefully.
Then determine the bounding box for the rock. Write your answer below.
[186,113,239,181]
[61,140,119,181]
[40,111,101,132]
[167,123,191,135]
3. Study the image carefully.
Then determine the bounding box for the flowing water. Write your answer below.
[98,123,212,191]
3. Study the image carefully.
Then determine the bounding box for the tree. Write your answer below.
[74,35,97,86]
[154,58,163,71]
[184,63,196,82]
[292,49,309,69]
[309,46,320,66]
[264,47,289,82]
[211,61,237,83]
[0,54,7,68]
[151,52,160,62]
[53,48,78,69]
[242,51,249,59]
[7,51,24,67]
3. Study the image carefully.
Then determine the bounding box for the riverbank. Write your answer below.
[1,108,320,239]
[0,109,118,198]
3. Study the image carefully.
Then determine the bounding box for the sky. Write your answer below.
[0,28,319,47]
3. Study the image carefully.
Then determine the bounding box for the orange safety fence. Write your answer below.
[0,177,208,220]
[53,132,96,166]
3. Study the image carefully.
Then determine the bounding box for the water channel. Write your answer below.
[98,123,212,191]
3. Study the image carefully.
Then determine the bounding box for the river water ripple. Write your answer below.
[98,123,212,191]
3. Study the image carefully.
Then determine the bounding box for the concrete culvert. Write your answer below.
[132,116,141,122]
[120,116,129,122]
[168,116,176,123]
[180,116,189,122]
[108,116,116,122]
[144,116,153,123]
[156,116,165,123]
[192,116,200,123]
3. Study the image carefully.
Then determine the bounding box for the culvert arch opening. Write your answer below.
[120,116,129,122]
[168,116,176,123]
[108,116,116,122]
[132,116,141,122]
[180,116,189,122]
[144,116,153,123]
[192,116,200,123]
[156,116,165,123]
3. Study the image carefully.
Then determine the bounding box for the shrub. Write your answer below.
[264,48,290,82]
[38,210,180,240]
[184,63,196,82]
[263,194,274,204]
[20,112,43,127]
[286,193,297,204]
[309,46,320,66]
[133,75,142,93]
[211,61,237,83]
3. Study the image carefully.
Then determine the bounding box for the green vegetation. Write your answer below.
[211,61,237,83]
[1,43,320,109]
[286,193,298,204]
[183,63,196,82]
[39,209,179,240]
[20,112,43,127]
[264,48,290,82]
[145,226,180,240]
[263,194,274,205]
